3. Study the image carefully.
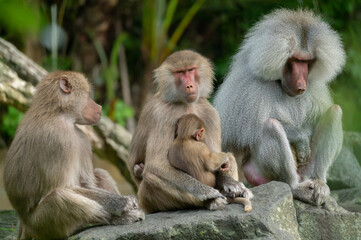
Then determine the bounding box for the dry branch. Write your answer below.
[0,61,35,111]
[0,37,136,191]
[0,38,47,85]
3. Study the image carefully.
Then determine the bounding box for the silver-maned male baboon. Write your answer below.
[214,9,345,206]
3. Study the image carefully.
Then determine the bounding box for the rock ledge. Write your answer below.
[70,181,361,240]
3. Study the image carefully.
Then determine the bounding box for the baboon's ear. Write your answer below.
[194,128,204,141]
[59,77,72,94]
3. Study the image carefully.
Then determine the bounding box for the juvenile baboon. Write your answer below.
[4,71,144,240]
[129,50,252,213]
[168,114,252,212]
[214,9,345,206]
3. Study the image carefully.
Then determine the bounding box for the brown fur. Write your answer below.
[129,50,251,213]
[4,71,144,240]
[168,114,252,212]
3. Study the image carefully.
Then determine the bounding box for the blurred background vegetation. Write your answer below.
[0,0,360,208]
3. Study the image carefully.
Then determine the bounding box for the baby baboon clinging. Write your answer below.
[168,114,252,212]
[4,71,144,240]
[129,50,252,213]
[214,9,345,206]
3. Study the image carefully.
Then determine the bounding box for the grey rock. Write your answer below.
[295,198,361,240]
[3,182,361,240]
[71,182,300,240]
[0,210,17,240]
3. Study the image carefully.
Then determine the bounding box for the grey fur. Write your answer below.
[214,9,345,206]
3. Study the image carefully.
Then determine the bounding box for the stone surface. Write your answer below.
[0,210,17,239]
[71,181,300,240]
[295,198,361,240]
[2,181,361,240]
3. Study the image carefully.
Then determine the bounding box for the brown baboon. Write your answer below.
[4,71,144,240]
[128,50,252,213]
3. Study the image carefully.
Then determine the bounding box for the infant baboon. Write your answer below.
[168,114,252,212]
[4,71,144,240]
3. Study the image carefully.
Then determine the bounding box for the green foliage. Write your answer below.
[92,32,135,126]
[106,34,129,101]
[0,0,44,36]
[112,100,134,127]
[42,55,73,71]
[93,33,129,103]
[103,99,134,127]
[142,0,205,65]
[1,0,360,133]
[1,106,24,138]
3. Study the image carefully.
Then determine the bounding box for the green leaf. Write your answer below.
[0,0,44,36]
[113,99,134,126]
[161,0,205,61]
[1,106,24,138]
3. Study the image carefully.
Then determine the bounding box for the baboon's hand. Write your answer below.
[134,163,144,179]
[220,180,252,199]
